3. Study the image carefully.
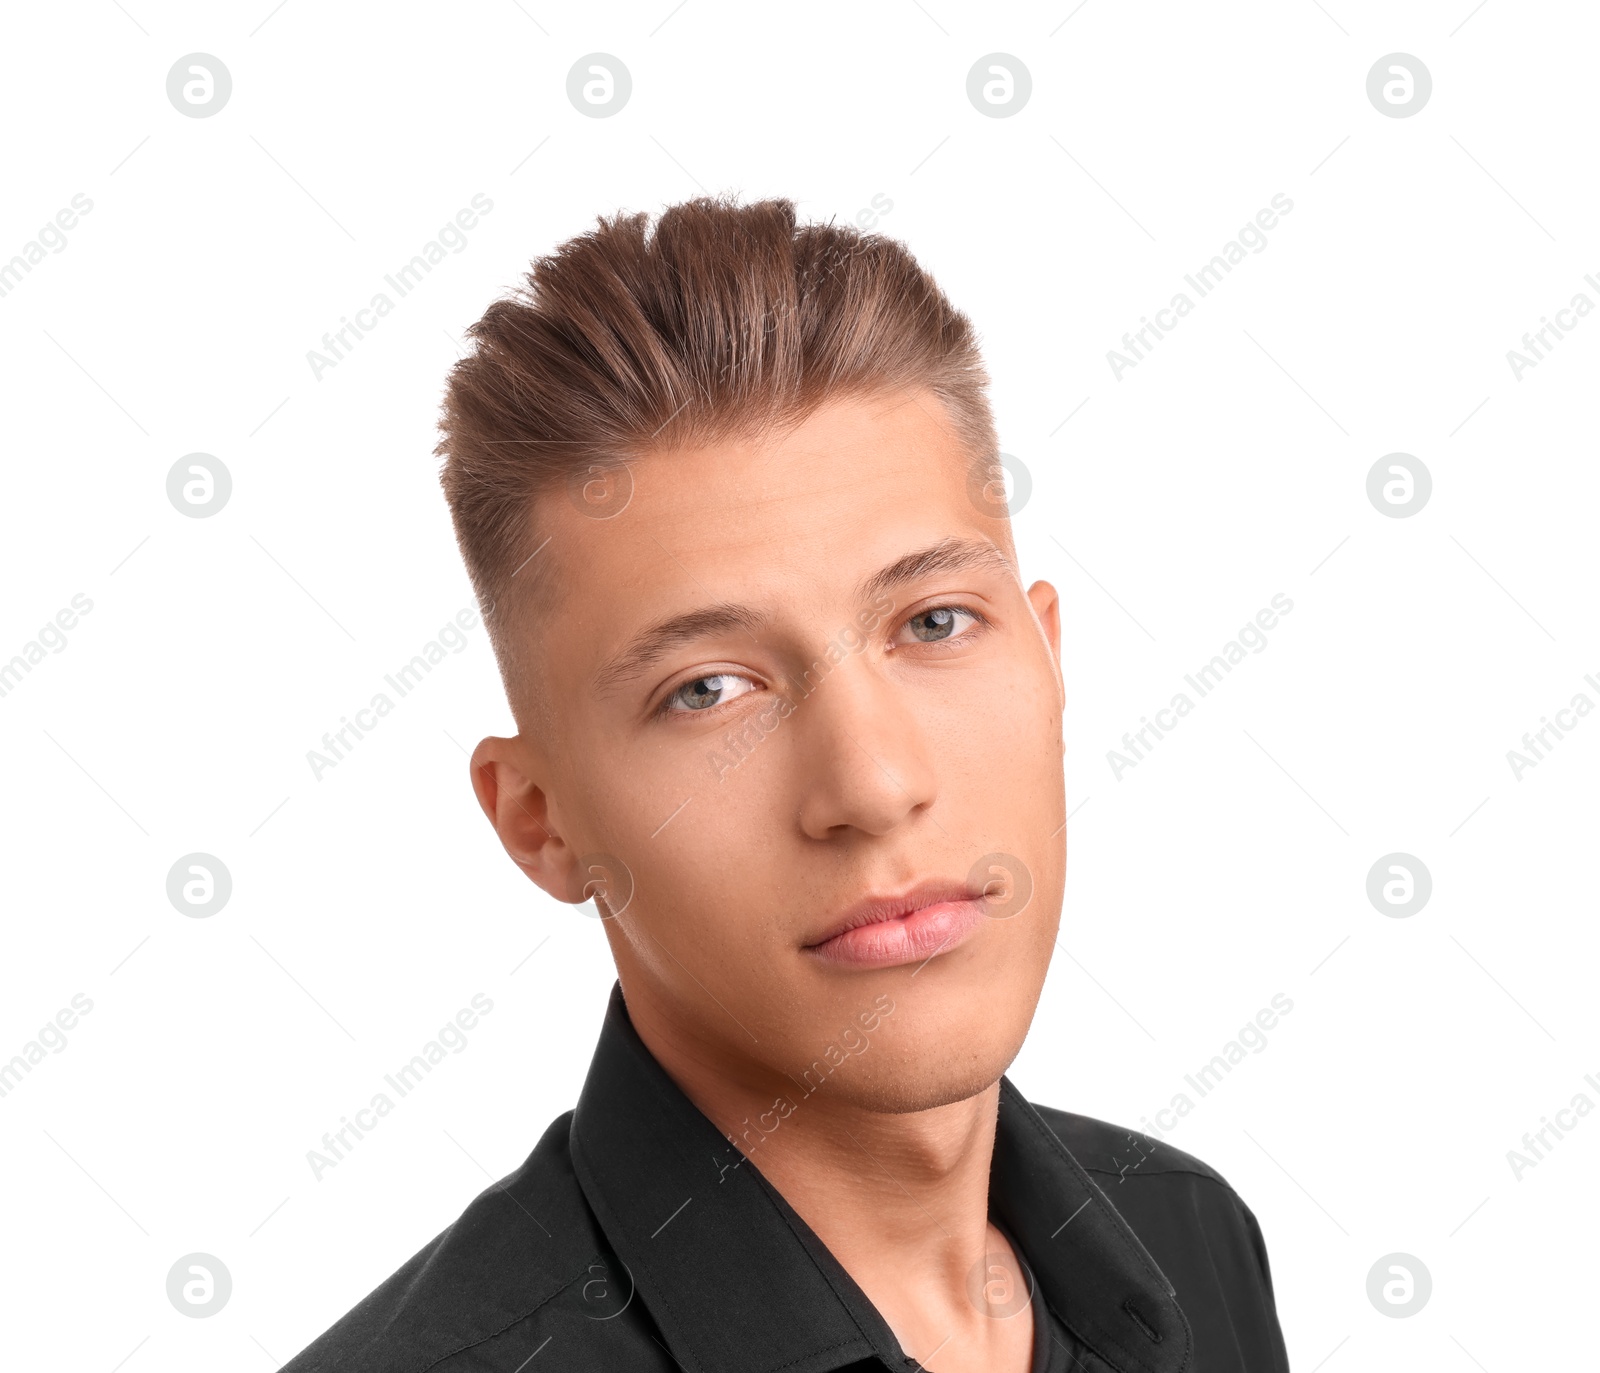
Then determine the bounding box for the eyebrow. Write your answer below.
[593,536,1016,697]
[856,535,1016,606]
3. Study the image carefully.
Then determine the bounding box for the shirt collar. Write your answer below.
[569,981,1192,1373]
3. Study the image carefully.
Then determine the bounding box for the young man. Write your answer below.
[283,196,1291,1372]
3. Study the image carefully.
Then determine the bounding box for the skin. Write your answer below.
[472,385,1067,1372]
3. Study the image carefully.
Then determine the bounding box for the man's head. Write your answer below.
[437,195,1065,1115]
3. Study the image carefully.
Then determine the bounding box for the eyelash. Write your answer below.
[651,603,991,720]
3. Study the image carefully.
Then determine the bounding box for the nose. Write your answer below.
[792,655,939,840]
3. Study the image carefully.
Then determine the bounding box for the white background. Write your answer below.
[2,1,1596,1369]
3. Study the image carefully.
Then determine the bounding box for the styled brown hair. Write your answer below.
[435,193,1000,728]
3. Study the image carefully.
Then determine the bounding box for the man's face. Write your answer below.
[480,386,1065,1113]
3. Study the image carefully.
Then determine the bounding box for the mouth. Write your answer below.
[802,879,990,970]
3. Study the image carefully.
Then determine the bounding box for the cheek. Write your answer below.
[934,652,1065,936]
[568,685,797,881]
[580,763,777,938]
[928,649,1061,784]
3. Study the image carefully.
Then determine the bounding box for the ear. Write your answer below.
[1025,579,1064,715]
[469,735,584,903]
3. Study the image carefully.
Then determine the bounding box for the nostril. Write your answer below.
[1123,1297,1162,1343]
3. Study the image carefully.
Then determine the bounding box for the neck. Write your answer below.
[624,985,1034,1372]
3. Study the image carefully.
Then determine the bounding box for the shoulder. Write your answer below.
[1028,1101,1291,1371]
[1027,1100,1265,1245]
[281,1111,613,1373]
[1030,1102,1235,1187]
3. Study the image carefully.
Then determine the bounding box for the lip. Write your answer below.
[803,880,989,970]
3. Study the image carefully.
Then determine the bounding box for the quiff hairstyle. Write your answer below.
[435,193,1000,732]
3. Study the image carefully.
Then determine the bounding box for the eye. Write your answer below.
[898,605,983,645]
[659,672,758,716]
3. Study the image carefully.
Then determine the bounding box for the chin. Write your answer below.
[826,1008,1032,1115]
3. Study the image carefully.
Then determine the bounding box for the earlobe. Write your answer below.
[469,736,580,902]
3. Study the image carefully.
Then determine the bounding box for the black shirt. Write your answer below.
[283,982,1291,1372]
[1000,1218,1078,1373]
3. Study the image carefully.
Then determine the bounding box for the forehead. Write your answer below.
[527,387,1012,690]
